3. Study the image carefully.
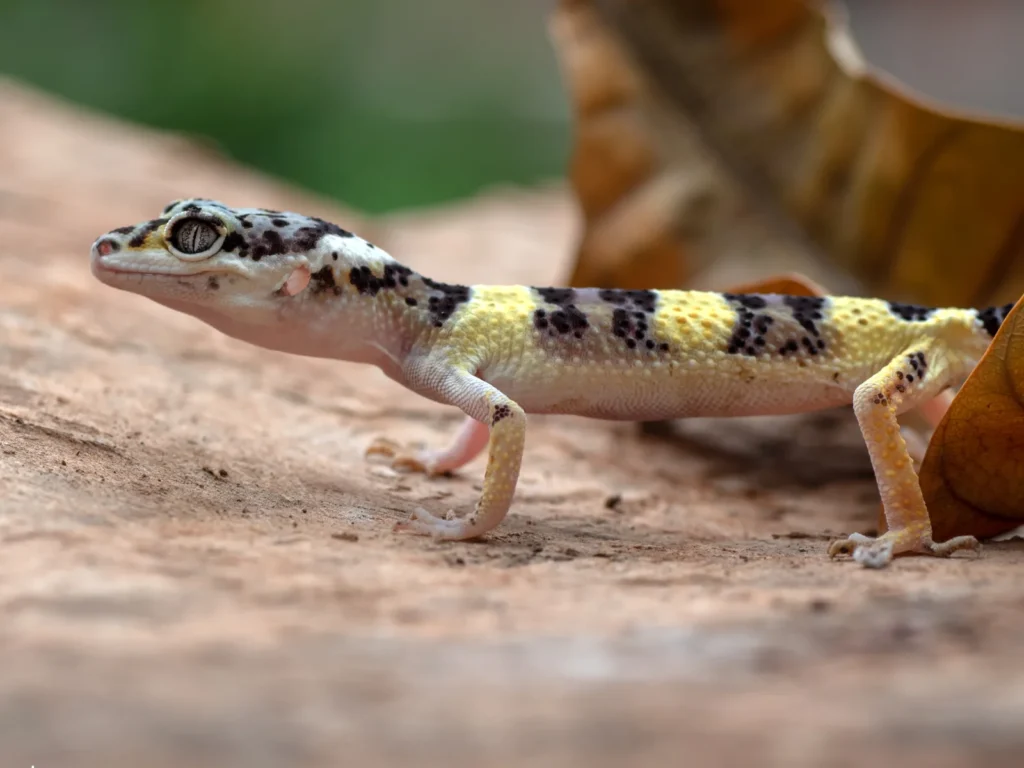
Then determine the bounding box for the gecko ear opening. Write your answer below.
[282,265,311,296]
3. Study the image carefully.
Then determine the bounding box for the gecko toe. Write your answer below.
[366,438,439,475]
[926,535,982,558]
[852,540,895,569]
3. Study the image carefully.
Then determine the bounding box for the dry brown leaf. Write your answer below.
[553,0,1024,307]
[882,296,1024,542]
[724,272,827,298]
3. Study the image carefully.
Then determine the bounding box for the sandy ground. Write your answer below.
[2,79,1024,767]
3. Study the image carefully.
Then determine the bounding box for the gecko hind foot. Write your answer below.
[365,437,444,475]
[393,507,476,540]
[828,530,981,569]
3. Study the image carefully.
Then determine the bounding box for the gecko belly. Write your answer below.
[485,365,857,421]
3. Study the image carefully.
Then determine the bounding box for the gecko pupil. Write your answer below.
[172,218,219,255]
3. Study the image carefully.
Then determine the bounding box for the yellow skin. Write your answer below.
[91,199,1012,568]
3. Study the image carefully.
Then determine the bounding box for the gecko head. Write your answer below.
[90,198,360,313]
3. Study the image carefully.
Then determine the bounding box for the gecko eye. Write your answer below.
[167,217,224,260]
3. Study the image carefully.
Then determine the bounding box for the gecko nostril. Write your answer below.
[95,238,120,257]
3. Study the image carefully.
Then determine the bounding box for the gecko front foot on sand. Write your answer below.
[393,507,473,539]
[365,437,444,475]
[828,529,981,568]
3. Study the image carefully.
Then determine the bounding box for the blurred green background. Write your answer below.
[0,0,571,213]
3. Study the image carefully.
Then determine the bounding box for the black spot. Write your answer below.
[396,264,413,286]
[221,231,246,254]
[422,278,471,326]
[722,292,768,310]
[724,294,782,357]
[784,295,826,338]
[207,276,220,290]
[491,404,513,425]
[888,302,935,323]
[242,220,253,229]
[161,201,179,215]
[598,289,628,305]
[348,265,381,295]
[332,251,339,261]
[381,263,412,289]
[272,218,289,227]
[261,229,287,256]
[111,225,136,236]
[536,287,576,306]
[598,289,658,313]
[978,303,1014,337]
[310,266,338,294]
[548,305,589,336]
[290,227,322,253]
[599,290,665,350]
[405,297,418,307]
[534,288,590,339]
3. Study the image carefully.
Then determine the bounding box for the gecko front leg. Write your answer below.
[828,342,981,568]
[390,359,526,540]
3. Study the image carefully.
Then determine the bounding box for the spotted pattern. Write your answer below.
[219,213,354,262]
[491,404,513,425]
[723,293,829,358]
[349,263,413,296]
[723,293,775,356]
[872,351,929,407]
[423,278,472,328]
[888,302,935,323]
[598,289,666,351]
[907,351,928,382]
[977,302,1015,337]
[532,287,590,339]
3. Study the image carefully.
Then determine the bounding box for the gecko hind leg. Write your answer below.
[828,342,981,568]
[366,416,489,475]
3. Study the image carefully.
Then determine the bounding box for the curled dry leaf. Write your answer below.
[893,297,1024,542]
[553,0,1024,307]
[724,272,827,298]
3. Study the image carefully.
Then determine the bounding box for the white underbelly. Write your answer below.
[485,365,856,421]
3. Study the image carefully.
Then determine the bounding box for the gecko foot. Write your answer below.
[828,529,981,569]
[365,438,443,475]
[393,507,473,540]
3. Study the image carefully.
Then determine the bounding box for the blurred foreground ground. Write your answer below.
[2,80,1024,767]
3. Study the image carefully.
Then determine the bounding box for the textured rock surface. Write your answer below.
[2,78,1023,767]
